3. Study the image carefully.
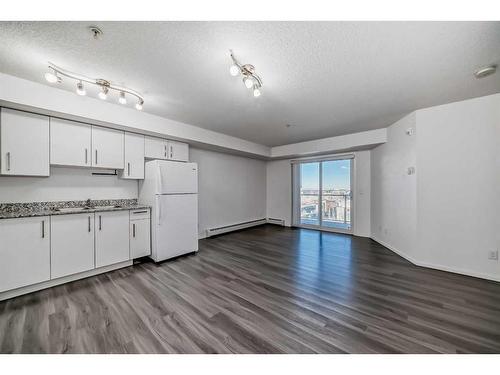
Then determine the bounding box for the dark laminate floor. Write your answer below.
[1,225,500,354]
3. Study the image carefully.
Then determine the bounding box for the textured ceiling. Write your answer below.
[0,21,499,146]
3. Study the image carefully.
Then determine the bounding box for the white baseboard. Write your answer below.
[0,260,133,301]
[370,236,500,283]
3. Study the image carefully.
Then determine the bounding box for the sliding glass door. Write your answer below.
[297,158,353,233]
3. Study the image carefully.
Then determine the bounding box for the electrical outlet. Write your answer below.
[488,250,498,261]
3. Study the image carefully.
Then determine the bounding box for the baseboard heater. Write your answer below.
[267,217,285,226]
[205,218,267,237]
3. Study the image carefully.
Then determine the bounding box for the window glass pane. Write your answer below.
[321,159,351,230]
[300,162,319,226]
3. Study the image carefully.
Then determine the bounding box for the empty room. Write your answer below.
[0,1,499,371]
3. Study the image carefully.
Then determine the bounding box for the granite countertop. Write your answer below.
[0,199,150,220]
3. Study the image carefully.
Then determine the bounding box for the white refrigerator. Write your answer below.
[139,160,198,262]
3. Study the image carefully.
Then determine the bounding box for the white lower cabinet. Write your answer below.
[130,209,151,258]
[95,210,130,268]
[51,213,95,279]
[0,216,50,293]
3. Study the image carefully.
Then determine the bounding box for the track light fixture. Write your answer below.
[229,50,263,97]
[44,62,144,110]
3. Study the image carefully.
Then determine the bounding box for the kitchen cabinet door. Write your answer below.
[50,118,92,167]
[0,216,50,292]
[0,108,49,176]
[95,210,130,268]
[51,213,95,279]
[167,141,189,162]
[121,132,145,179]
[130,218,151,259]
[91,126,124,169]
[145,136,168,159]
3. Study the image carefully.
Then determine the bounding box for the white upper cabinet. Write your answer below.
[167,141,189,162]
[0,216,51,292]
[0,108,49,176]
[51,213,95,279]
[95,210,130,268]
[145,136,189,162]
[50,118,92,167]
[91,126,124,169]
[121,132,145,179]
[145,136,167,159]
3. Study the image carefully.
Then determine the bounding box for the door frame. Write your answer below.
[292,156,354,235]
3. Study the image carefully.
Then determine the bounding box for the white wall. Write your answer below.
[189,148,267,238]
[266,159,293,226]
[416,94,500,280]
[266,151,372,237]
[0,167,137,203]
[353,151,371,237]
[370,93,500,281]
[271,128,386,158]
[371,113,417,258]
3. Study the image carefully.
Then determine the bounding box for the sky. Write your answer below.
[300,159,351,190]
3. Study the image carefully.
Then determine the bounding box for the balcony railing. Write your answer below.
[300,192,351,227]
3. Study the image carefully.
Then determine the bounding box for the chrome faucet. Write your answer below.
[85,198,92,208]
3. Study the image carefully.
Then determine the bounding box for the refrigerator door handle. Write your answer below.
[156,165,162,194]
[157,197,161,225]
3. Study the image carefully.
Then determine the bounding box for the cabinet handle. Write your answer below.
[170,145,173,158]
[99,215,102,231]
[6,152,11,171]
[132,210,148,214]
[88,216,91,232]
[133,223,136,238]
[128,162,130,176]
[85,148,88,164]
[95,149,98,165]
[164,145,167,158]
[41,220,45,238]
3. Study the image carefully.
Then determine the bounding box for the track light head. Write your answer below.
[98,86,108,100]
[135,100,144,111]
[243,76,254,89]
[253,86,261,98]
[119,91,127,104]
[45,70,60,83]
[76,81,86,96]
[229,64,240,76]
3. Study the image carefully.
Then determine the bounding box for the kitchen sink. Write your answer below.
[52,205,123,213]
[52,207,93,212]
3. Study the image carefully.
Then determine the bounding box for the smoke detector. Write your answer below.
[88,26,103,40]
